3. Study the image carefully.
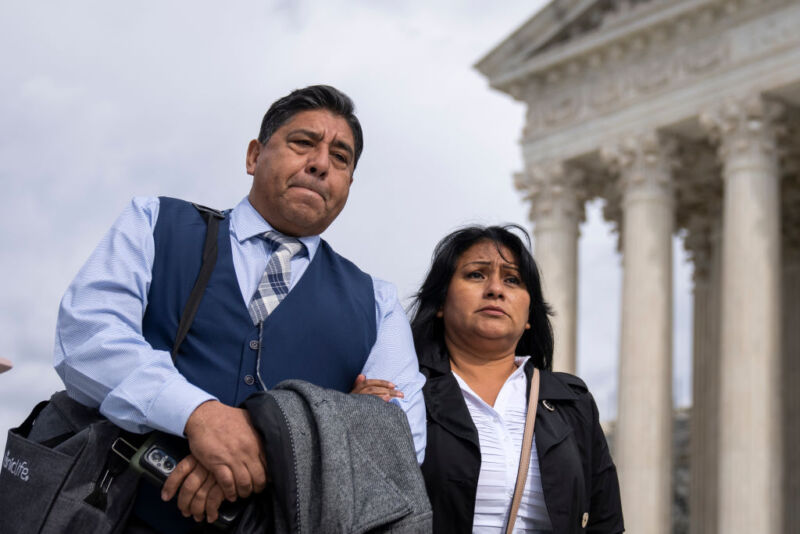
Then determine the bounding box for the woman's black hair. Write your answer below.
[409,224,553,370]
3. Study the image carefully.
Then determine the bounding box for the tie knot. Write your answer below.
[263,231,304,257]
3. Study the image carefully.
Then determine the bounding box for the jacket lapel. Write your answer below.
[423,373,481,450]
[420,350,481,450]
[527,365,578,457]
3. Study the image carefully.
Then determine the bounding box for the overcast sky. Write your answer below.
[0,0,693,453]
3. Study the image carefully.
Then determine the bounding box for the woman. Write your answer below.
[410,225,623,534]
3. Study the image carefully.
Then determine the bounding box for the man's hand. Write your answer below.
[161,455,227,522]
[183,400,267,502]
[350,374,404,402]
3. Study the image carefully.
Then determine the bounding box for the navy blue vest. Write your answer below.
[135,197,377,532]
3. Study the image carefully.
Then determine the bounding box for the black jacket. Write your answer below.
[420,351,624,534]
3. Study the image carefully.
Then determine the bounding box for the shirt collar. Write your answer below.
[230,196,320,258]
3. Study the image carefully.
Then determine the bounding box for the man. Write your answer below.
[53,85,426,533]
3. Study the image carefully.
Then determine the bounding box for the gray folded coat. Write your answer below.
[234,380,432,534]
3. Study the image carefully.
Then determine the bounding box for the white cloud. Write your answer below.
[0,0,693,453]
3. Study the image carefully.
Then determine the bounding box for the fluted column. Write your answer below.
[685,210,722,534]
[781,170,800,534]
[700,95,784,534]
[516,162,584,373]
[602,132,675,534]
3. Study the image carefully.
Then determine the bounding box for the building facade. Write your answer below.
[476,0,800,532]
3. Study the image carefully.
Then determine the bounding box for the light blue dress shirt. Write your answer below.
[54,196,426,462]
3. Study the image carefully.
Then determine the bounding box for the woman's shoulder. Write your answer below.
[548,371,588,392]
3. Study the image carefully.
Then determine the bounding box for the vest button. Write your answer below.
[244,375,255,386]
[249,340,260,350]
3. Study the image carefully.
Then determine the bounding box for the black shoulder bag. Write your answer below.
[0,203,224,534]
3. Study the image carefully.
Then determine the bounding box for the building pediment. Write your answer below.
[476,0,719,99]
[476,0,800,159]
[475,0,600,83]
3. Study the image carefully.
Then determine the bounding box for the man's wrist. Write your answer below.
[145,375,217,436]
[183,399,220,438]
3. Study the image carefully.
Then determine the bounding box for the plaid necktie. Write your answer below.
[248,231,305,325]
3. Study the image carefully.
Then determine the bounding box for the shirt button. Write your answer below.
[244,375,255,385]
[249,340,260,350]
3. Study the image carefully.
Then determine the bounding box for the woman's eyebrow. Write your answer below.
[461,260,520,270]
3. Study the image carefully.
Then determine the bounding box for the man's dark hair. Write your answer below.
[409,224,554,371]
[258,85,364,169]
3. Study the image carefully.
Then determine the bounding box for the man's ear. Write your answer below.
[245,139,261,175]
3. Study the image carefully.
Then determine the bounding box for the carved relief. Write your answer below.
[524,28,731,137]
[515,0,800,139]
[541,89,582,128]
[682,38,729,74]
[632,55,676,93]
[588,79,623,111]
[739,4,800,59]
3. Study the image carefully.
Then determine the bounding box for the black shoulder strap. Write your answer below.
[170,203,226,361]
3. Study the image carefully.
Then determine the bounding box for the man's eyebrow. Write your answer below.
[331,139,354,159]
[288,128,323,140]
[287,128,354,159]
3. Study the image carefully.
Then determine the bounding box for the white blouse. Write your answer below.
[452,357,553,533]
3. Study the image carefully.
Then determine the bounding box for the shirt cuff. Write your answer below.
[146,374,217,436]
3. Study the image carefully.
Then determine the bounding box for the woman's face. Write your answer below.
[441,240,531,356]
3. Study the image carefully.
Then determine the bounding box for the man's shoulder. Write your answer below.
[318,239,371,280]
[157,197,226,219]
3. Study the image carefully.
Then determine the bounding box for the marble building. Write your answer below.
[476,0,800,532]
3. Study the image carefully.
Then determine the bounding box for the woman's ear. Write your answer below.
[436,310,444,318]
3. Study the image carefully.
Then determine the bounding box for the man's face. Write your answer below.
[246,109,356,236]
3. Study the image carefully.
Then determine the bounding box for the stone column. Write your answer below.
[685,210,722,534]
[700,95,784,534]
[602,132,675,534]
[781,171,800,534]
[516,162,584,373]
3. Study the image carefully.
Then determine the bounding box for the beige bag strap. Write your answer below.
[505,367,541,534]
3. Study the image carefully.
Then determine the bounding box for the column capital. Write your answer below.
[600,131,677,205]
[515,160,586,227]
[684,211,720,285]
[699,94,786,166]
[783,174,800,264]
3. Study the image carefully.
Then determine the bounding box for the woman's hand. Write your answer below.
[350,374,404,402]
